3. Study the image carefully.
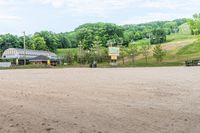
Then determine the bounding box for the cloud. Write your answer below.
[0,15,21,21]
[32,0,136,17]
[0,0,9,5]
[31,0,200,18]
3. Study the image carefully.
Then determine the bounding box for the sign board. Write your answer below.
[109,47,120,56]
[111,55,118,60]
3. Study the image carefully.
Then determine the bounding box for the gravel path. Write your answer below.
[0,67,200,133]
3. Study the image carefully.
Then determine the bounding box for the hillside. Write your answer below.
[55,20,200,67]
[125,35,199,67]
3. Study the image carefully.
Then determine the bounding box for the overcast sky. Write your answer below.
[0,0,200,35]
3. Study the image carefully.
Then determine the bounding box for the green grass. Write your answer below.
[130,39,149,47]
[166,34,194,42]
[56,48,78,57]
[177,39,200,55]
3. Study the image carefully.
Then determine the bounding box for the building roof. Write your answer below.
[29,55,57,62]
[2,48,57,60]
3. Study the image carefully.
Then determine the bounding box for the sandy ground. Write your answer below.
[0,67,200,133]
[161,39,196,51]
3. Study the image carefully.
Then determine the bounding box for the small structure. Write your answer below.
[29,55,57,66]
[0,62,11,68]
[1,48,58,65]
[108,47,120,65]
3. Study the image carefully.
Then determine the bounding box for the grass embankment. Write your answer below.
[132,35,200,67]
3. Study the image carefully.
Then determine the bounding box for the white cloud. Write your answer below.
[32,0,136,17]
[0,15,21,21]
[31,0,200,18]
[0,0,9,5]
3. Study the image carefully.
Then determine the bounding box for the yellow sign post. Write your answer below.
[47,60,51,65]
[111,55,118,60]
[109,47,120,65]
[16,59,19,65]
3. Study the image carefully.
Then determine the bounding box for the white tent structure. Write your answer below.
[2,48,58,60]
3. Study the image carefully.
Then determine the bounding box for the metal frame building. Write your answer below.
[1,48,58,65]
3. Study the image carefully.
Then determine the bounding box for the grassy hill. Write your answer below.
[127,35,199,67]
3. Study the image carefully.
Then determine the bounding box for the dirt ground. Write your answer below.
[0,67,200,133]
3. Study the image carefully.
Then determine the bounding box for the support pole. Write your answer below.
[23,31,26,65]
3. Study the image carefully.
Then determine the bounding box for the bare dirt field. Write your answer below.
[0,67,200,133]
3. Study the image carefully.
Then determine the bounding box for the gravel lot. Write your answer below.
[0,67,200,133]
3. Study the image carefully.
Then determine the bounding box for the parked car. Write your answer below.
[185,60,199,66]
[197,61,200,66]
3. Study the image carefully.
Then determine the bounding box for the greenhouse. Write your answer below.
[1,48,58,65]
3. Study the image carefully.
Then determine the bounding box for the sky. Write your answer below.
[0,0,200,35]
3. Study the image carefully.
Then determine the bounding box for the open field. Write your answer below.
[0,68,200,133]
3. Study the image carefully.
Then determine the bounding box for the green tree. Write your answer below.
[150,29,167,44]
[128,42,139,63]
[31,36,47,50]
[188,13,200,35]
[65,51,74,64]
[120,46,128,64]
[0,34,21,51]
[57,33,71,48]
[153,45,166,62]
[34,31,59,52]
[76,23,124,49]
[19,35,32,49]
[77,44,85,64]
[141,45,150,64]
[164,22,178,34]
[66,32,78,48]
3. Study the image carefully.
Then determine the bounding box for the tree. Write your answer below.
[0,34,21,51]
[120,46,128,64]
[141,45,150,64]
[164,22,178,34]
[19,35,32,49]
[188,13,200,35]
[65,51,74,64]
[31,36,47,50]
[77,44,85,64]
[128,42,139,63]
[150,29,167,44]
[34,31,59,52]
[56,33,71,48]
[76,23,124,49]
[153,45,166,62]
[66,32,78,48]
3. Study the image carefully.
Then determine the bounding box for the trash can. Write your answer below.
[90,61,97,68]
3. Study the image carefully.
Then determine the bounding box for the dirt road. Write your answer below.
[0,67,200,133]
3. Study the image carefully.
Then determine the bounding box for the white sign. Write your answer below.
[109,47,120,56]
[0,62,11,68]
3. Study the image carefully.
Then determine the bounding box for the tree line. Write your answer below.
[63,42,167,65]
[0,18,189,55]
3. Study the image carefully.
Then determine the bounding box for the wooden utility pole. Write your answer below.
[23,31,26,65]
